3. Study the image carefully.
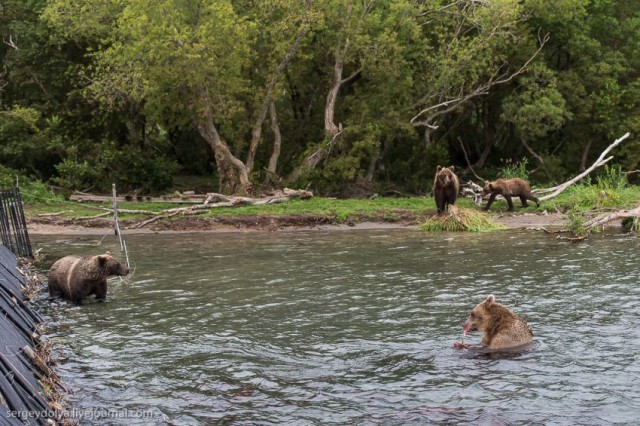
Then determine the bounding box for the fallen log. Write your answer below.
[583,204,640,230]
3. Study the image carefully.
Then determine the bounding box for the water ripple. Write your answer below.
[32,230,640,425]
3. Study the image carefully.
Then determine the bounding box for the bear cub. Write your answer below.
[433,165,460,214]
[482,178,540,211]
[48,253,130,303]
[454,295,533,350]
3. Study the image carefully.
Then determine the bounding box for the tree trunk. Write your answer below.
[196,89,250,195]
[580,138,592,171]
[365,138,380,182]
[246,101,270,174]
[245,5,310,174]
[264,101,282,185]
[324,57,344,139]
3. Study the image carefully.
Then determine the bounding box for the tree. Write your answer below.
[289,0,422,187]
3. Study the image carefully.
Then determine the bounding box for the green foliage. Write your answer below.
[0,0,639,196]
[51,159,97,192]
[498,158,530,180]
[100,145,178,193]
[622,216,639,232]
[389,143,450,195]
[565,210,590,237]
[501,64,570,140]
[566,165,632,210]
[52,141,178,194]
[0,165,59,205]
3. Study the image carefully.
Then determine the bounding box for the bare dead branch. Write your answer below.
[3,34,18,50]
[411,33,550,128]
[458,137,485,182]
[536,132,630,201]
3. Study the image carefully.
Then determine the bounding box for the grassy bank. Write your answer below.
[20,174,640,233]
[24,193,455,223]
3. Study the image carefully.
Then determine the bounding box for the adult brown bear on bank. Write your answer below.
[433,165,460,214]
[482,178,540,211]
[48,254,130,303]
[454,295,533,350]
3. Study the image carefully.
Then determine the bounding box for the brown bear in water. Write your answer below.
[454,295,533,350]
[482,178,540,211]
[48,254,130,303]
[433,165,460,214]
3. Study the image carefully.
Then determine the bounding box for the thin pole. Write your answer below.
[112,184,130,268]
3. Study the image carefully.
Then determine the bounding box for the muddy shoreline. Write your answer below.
[26,211,568,235]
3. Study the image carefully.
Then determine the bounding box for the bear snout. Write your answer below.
[463,321,477,333]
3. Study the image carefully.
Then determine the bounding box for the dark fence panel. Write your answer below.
[0,245,50,425]
[0,189,32,258]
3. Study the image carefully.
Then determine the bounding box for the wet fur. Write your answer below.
[433,165,460,214]
[48,254,129,303]
[482,178,540,211]
[463,295,533,350]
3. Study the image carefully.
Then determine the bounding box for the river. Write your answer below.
[31,229,640,425]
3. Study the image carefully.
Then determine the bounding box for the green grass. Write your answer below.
[417,207,507,232]
[23,195,440,223]
[21,170,640,234]
[536,167,640,213]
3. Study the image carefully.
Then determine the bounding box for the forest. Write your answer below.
[1,0,639,197]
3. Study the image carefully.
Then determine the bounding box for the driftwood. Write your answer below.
[128,188,313,229]
[583,204,640,230]
[534,132,630,201]
[22,346,60,383]
[459,181,484,205]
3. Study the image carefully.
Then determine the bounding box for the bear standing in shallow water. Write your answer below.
[454,295,533,350]
[482,178,540,211]
[48,254,130,303]
[433,165,460,214]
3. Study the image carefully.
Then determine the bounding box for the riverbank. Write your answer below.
[26,210,569,235]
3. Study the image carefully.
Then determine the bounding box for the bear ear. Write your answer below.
[97,255,108,265]
[436,165,442,172]
[485,295,495,306]
[449,165,455,171]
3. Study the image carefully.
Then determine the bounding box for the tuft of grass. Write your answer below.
[544,166,640,213]
[498,158,530,180]
[564,210,592,237]
[417,206,507,232]
[622,216,640,232]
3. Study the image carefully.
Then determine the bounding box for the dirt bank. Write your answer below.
[26,211,568,235]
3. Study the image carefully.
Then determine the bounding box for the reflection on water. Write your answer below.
[32,230,640,425]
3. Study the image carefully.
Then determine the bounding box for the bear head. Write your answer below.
[463,294,499,336]
[96,254,130,277]
[482,181,493,195]
[436,165,456,186]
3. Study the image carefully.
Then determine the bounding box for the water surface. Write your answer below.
[32,229,640,424]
